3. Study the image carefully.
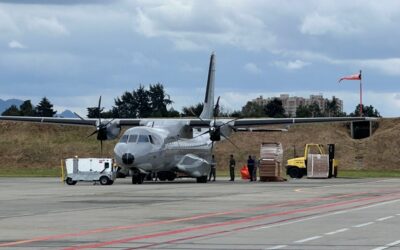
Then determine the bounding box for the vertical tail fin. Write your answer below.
[200,53,215,119]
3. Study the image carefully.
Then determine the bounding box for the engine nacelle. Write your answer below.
[96,120,121,141]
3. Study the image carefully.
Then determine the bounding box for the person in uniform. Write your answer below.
[247,155,255,182]
[229,154,236,181]
[209,154,216,181]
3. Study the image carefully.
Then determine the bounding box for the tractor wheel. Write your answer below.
[287,167,302,179]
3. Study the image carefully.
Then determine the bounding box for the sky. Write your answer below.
[0,0,400,117]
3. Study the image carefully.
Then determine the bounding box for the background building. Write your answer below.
[252,94,343,117]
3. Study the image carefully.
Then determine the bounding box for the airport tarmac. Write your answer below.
[0,177,399,250]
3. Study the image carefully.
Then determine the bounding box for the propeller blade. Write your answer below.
[74,112,85,121]
[217,118,240,129]
[193,130,211,139]
[220,132,239,149]
[214,96,220,114]
[103,118,115,127]
[87,130,98,138]
[97,96,102,124]
[100,140,103,157]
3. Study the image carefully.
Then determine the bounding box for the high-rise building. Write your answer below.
[252,94,343,117]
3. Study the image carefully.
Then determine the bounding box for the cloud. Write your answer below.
[132,1,276,51]
[27,16,69,36]
[300,12,359,36]
[273,59,310,70]
[131,52,159,68]
[8,40,26,49]
[0,8,20,34]
[244,62,261,74]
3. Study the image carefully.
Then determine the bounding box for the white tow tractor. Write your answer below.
[62,158,116,185]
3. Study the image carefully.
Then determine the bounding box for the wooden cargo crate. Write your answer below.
[307,154,329,178]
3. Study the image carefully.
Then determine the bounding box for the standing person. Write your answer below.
[209,154,216,181]
[252,155,258,181]
[247,155,255,182]
[229,154,236,181]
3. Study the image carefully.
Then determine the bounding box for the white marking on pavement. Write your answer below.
[325,228,349,235]
[255,199,400,231]
[376,216,394,221]
[371,239,400,250]
[332,210,347,215]
[265,245,287,249]
[397,214,400,216]
[294,235,322,243]
[353,222,375,228]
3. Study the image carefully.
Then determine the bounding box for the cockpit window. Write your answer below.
[128,134,138,143]
[138,134,149,143]
[119,135,128,143]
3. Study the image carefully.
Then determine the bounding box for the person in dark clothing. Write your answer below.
[247,155,255,182]
[209,154,216,181]
[229,154,236,181]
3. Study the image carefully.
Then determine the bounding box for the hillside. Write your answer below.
[1,119,400,172]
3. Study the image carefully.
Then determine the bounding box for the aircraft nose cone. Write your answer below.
[122,153,135,165]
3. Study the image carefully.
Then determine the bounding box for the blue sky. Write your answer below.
[1,0,399,116]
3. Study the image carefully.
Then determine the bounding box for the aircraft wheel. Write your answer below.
[66,177,77,185]
[132,175,139,184]
[196,176,208,183]
[99,176,110,185]
[137,174,145,184]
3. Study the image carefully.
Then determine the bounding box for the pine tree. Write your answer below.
[35,97,56,117]
[2,105,20,116]
[19,100,36,116]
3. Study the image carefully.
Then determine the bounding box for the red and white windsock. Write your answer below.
[338,70,362,82]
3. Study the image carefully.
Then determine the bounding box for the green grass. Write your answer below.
[338,170,400,178]
[0,167,61,177]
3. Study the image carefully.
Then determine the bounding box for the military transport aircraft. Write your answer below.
[0,53,369,184]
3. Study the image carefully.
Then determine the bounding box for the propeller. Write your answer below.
[192,96,239,150]
[86,96,114,156]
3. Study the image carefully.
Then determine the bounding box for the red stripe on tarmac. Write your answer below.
[64,192,400,250]
[129,197,397,250]
[0,190,377,247]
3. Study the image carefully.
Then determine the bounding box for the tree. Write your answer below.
[350,104,380,117]
[19,100,36,116]
[325,97,342,117]
[35,97,56,117]
[264,98,286,118]
[241,101,264,117]
[113,91,138,118]
[309,102,323,117]
[166,108,180,117]
[296,104,312,118]
[2,105,20,116]
[148,83,172,117]
[134,85,151,118]
[181,103,204,117]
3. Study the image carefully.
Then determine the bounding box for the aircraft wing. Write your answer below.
[0,116,97,126]
[231,116,372,127]
[1,115,374,128]
[0,116,143,127]
[189,116,374,128]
